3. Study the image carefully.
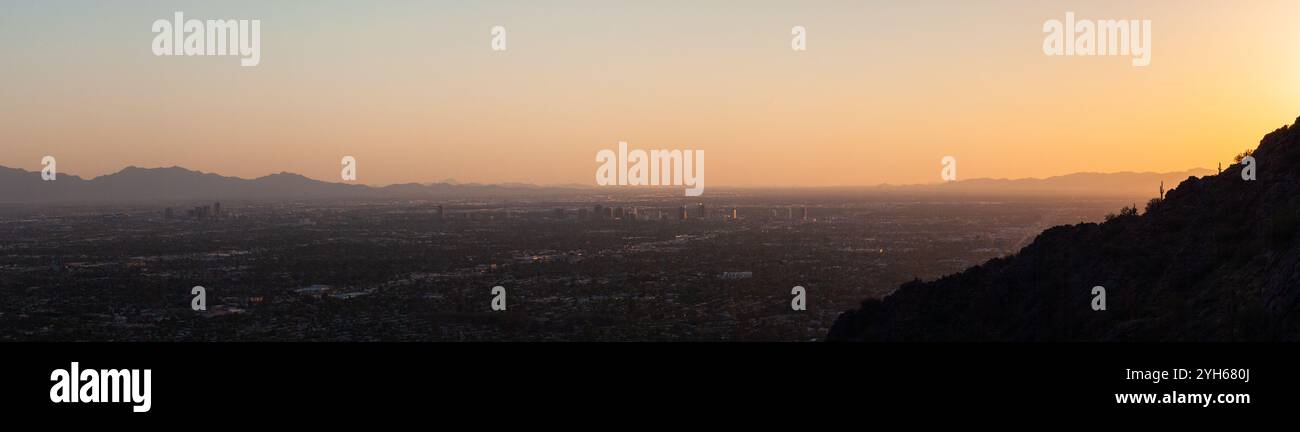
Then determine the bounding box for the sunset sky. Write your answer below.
[3,0,1300,187]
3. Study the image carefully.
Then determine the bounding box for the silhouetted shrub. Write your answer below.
[1104,205,1138,222]
[1145,197,1161,214]
[1234,149,1254,163]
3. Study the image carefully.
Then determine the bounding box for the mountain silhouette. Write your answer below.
[828,117,1300,342]
[0,165,587,203]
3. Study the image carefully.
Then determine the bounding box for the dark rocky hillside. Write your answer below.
[828,118,1300,341]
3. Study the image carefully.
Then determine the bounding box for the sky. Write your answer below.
[2,0,1300,187]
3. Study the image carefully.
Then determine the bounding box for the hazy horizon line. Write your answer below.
[2,163,1216,190]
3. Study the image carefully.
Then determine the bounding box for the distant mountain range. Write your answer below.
[0,164,1209,203]
[829,117,1300,341]
[879,169,1214,198]
[0,166,589,203]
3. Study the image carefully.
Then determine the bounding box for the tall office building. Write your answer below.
[436,205,445,221]
[189,205,211,219]
[696,202,706,219]
[679,205,689,220]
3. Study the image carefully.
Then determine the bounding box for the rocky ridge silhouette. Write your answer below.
[829,118,1300,341]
